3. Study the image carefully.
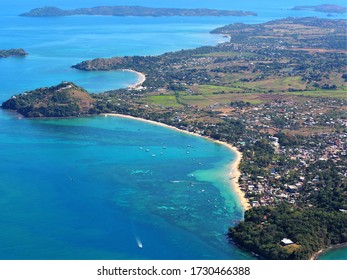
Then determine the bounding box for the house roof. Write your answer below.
[281,238,294,245]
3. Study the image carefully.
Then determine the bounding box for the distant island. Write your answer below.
[0,48,28,58]
[1,82,94,117]
[20,6,257,17]
[291,4,347,14]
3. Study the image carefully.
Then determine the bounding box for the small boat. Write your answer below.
[135,237,143,249]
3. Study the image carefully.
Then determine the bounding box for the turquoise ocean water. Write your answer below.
[0,110,250,259]
[0,0,345,259]
[318,246,347,260]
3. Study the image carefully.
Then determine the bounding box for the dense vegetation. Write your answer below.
[230,204,347,259]
[1,82,94,117]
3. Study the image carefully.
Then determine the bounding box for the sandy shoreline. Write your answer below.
[103,113,250,211]
[215,140,251,211]
[121,69,146,88]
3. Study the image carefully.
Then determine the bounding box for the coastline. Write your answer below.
[103,113,250,211]
[310,242,347,260]
[217,141,251,211]
[121,69,146,89]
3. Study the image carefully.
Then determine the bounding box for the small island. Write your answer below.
[1,82,94,117]
[20,6,257,17]
[0,48,28,58]
[291,4,347,14]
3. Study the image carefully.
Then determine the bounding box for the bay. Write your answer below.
[0,110,250,259]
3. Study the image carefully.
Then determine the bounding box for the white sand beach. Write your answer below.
[122,69,146,88]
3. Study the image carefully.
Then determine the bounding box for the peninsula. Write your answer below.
[291,4,347,14]
[0,48,28,58]
[2,17,347,260]
[2,82,94,117]
[20,6,257,17]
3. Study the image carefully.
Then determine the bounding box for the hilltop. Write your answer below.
[20,6,256,17]
[1,82,95,117]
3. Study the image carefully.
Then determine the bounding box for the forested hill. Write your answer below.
[230,204,347,260]
[1,82,95,118]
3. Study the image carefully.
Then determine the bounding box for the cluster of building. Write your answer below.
[229,99,347,208]
[236,98,347,133]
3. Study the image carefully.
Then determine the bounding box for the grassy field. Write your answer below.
[144,90,266,108]
[180,92,264,107]
[285,89,347,99]
[283,244,302,254]
[143,86,346,109]
[193,84,243,94]
[232,76,307,92]
[144,95,182,107]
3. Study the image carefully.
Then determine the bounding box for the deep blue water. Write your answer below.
[0,0,346,260]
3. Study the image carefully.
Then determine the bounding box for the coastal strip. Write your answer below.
[103,113,250,211]
[121,69,146,89]
[217,141,250,211]
[310,242,347,260]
